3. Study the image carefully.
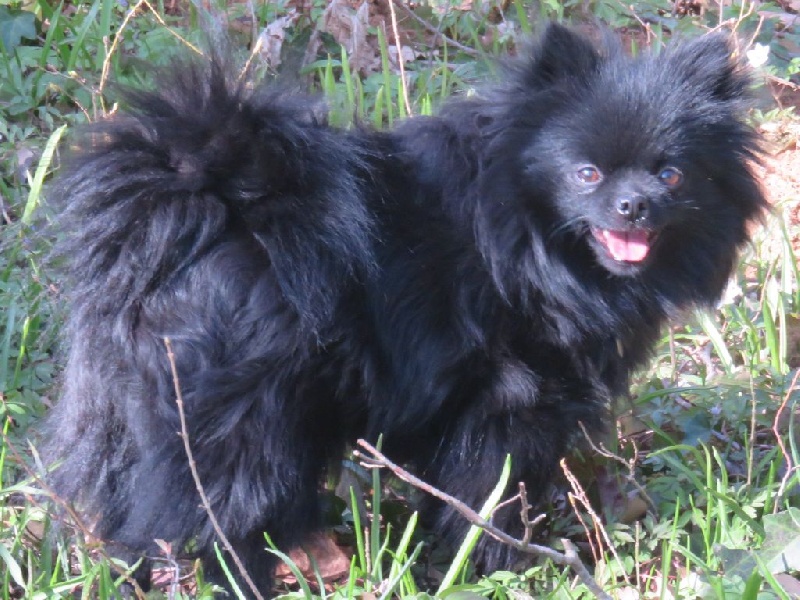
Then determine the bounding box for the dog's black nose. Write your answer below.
[617,195,649,222]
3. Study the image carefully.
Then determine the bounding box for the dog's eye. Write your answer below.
[658,167,683,188]
[576,166,602,184]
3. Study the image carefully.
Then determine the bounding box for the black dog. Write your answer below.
[45,24,765,595]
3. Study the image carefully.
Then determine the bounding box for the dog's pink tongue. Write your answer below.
[602,230,650,262]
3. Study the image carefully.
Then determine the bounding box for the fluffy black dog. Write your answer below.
[45,24,765,595]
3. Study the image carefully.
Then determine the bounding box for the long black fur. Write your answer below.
[45,24,766,596]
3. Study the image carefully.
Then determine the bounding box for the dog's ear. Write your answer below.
[524,23,601,87]
[667,33,750,103]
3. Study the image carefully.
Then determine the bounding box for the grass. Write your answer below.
[1,0,799,598]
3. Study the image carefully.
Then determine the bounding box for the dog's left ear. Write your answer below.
[524,23,601,87]
[668,33,750,103]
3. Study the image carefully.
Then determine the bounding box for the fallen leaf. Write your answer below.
[275,533,351,586]
[256,9,299,69]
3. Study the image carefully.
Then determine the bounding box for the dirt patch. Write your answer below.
[756,116,800,252]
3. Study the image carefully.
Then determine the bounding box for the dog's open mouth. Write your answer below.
[591,228,657,263]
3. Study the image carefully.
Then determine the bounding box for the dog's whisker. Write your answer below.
[545,217,584,245]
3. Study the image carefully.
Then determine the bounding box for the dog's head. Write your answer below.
[477,25,766,306]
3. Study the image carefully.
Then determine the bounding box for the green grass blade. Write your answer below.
[67,0,103,73]
[391,511,417,567]
[420,94,432,116]
[741,570,763,600]
[513,0,532,35]
[753,551,791,600]
[377,542,423,600]
[211,543,247,600]
[696,310,734,374]
[659,501,680,600]
[0,300,17,391]
[778,216,798,301]
[301,542,327,600]
[370,435,383,581]
[440,42,449,101]
[355,76,365,122]
[761,298,782,373]
[0,418,10,489]
[263,544,314,599]
[388,511,419,596]
[371,524,392,582]
[344,554,357,598]
[37,1,63,71]
[349,485,367,575]
[437,453,512,593]
[377,27,394,128]
[0,540,25,590]
[653,446,765,536]
[12,316,32,388]
[340,46,355,123]
[23,124,67,225]
[97,0,115,70]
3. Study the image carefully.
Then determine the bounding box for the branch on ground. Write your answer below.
[164,338,266,600]
[354,439,613,600]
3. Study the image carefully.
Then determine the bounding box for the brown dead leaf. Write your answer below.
[617,494,649,524]
[595,466,648,523]
[256,9,299,69]
[387,44,415,67]
[317,0,378,74]
[275,534,351,586]
[430,0,486,14]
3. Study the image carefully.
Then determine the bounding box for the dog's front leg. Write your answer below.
[414,357,604,573]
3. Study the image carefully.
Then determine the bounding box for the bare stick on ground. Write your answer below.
[164,337,266,600]
[774,369,800,507]
[354,438,613,600]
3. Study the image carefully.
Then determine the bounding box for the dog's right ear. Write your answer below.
[524,23,601,86]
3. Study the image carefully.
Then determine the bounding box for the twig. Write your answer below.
[163,338,265,600]
[516,482,544,545]
[766,73,800,111]
[773,369,800,509]
[97,0,147,115]
[98,0,203,102]
[563,472,601,565]
[561,459,631,588]
[153,539,181,599]
[744,14,765,55]
[577,421,657,515]
[767,74,800,92]
[386,0,411,117]
[488,481,544,546]
[390,0,479,58]
[490,483,545,545]
[239,31,265,85]
[354,439,612,600]
[614,2,654,44]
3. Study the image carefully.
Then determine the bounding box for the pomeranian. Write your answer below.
[45,23,765,596]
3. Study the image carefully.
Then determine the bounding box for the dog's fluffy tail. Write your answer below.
[44,55,376,566]
[53,55,375,332]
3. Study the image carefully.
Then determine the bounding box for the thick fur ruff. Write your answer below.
[45,25,766,595]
